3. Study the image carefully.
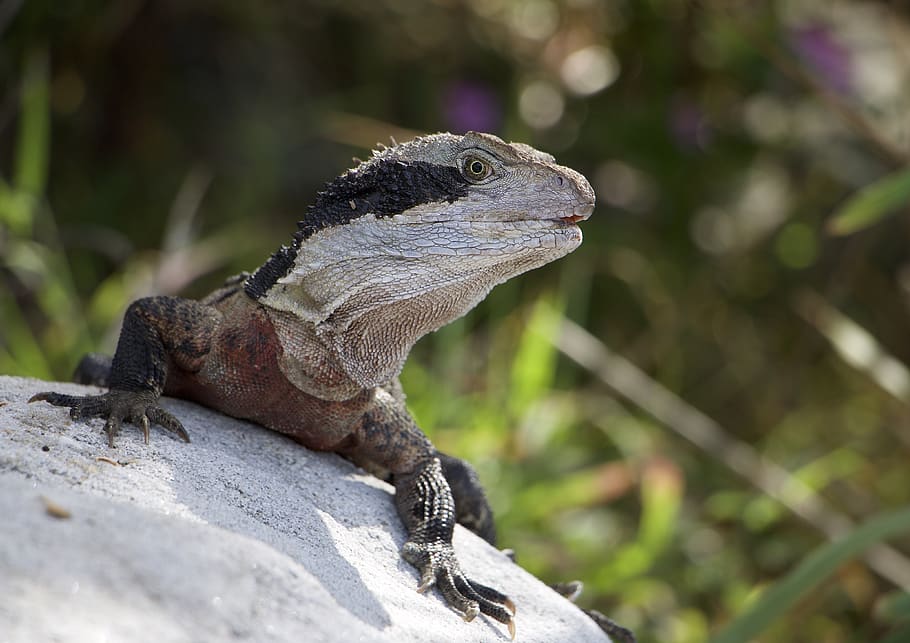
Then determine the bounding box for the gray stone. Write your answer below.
[0,375,610,643]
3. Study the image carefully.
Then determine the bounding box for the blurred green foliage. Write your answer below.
[3,1,910,641]
[712,506,910,643]
[828,168,910,236]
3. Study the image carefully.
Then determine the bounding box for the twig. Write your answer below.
[794,289,910,401]
[553,318,910,590]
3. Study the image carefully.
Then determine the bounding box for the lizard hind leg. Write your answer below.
[436,451,497,546]
[73,353,113,387]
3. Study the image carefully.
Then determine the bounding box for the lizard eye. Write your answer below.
[462,156,492,182]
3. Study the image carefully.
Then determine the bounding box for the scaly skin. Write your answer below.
[31,131,611,639]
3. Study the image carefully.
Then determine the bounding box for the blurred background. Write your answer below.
[3,1,910,641]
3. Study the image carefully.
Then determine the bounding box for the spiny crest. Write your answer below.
[365,131,555,168]
[364,132,463,167]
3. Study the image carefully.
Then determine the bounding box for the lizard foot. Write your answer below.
[402,539,516,639]
[584,609,636,643]
[551,581,636,642]
[29,389,189,447]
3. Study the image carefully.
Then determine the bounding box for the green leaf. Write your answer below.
[0,291,52,379]
[508,296,563,417]
[14,47,50,198]
[2,47,50,234]
[827,167,910,236]
[638,459,682,554]
[510,463,617,520]
[710,506,910,643]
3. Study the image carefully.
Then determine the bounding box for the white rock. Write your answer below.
[0,375,611,643]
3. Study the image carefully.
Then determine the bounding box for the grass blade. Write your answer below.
[827,167,910,236]
[14,47,50,195]
[710,506,910,643]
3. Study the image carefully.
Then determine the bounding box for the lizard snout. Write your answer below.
[559,202,594,224]
[574,202,595,219]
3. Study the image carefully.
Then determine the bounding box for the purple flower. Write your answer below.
[442,81,501,133]
[789,23,853,95]
[669,95,712,151]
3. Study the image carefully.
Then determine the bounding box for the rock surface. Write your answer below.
[0,375,610,643]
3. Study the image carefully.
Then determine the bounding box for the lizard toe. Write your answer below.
[451,573,513,625]
[436,567,480,621]
[28,391,71,406]
[460,578,515,614]
[73,395,112,419]
[30,391,112,421]
[146,406,190,442]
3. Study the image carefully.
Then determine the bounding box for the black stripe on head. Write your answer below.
[245,159,470,300]
[299,159,470,238]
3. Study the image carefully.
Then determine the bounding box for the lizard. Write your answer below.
[31,131,601,639]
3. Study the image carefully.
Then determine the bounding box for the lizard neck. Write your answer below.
[257,216,567,389]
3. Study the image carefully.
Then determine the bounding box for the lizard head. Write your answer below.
[299,130,594,254]
[249,132,595,387]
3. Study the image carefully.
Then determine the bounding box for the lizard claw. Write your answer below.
[30,389,190,446]
[103,412,123,448]
[416,564,436,593]
[460,602,480,623]
[139,414,150,445]
[402,539,515,634]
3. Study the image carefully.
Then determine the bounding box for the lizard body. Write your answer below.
[32,131,597,638]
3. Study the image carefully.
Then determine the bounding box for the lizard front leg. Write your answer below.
[345,390,516,637]
[381,380,498,546]
[436,451,497,546]
[31,296,220,446]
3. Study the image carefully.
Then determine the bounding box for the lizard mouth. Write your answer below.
[556,202,595,224]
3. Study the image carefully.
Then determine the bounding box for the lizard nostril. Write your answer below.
[554,175,565,188]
